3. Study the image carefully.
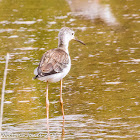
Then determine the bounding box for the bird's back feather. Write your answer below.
[35,48,69,78]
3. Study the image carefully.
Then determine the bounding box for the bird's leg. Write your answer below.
[46,81,50,137]
[60,79,65,139]
[60,79,65,120]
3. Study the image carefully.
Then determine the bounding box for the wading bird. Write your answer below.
[34,27,85,134]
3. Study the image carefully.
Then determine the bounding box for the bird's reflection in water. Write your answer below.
[47,119,65,140]
[66,0,119,26]
[61,120,65,140]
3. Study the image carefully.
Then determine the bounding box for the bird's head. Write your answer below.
[58,27,85,47]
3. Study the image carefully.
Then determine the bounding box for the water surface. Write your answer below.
[0,0,140,139]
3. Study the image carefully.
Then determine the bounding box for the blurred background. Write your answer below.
[0,0,140,139]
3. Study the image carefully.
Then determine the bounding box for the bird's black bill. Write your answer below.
[75,38,86,45]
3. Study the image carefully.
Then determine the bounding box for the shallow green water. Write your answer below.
[0,0,140,139]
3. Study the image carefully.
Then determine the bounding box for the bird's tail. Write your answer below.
[33,75,38,79]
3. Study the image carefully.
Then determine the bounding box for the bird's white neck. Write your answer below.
[58,42,69,54]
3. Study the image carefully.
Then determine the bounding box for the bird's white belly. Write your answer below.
[34,59,71,83]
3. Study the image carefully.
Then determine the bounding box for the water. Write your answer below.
[0,0,140,139]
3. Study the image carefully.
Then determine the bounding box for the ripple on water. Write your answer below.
[17,87,36,92]
[8,35,19,38]
[24,38,36,44]
[18,100,30,103]
[12,21,36,25]
[119,58,140,64]
[131,59,140,63]
[105,82,123,85]
[5,90,14,93]
[0,29,15,33]
[55,15,68,19]
[4,101,12,104]
[14,47,38,51]
[2,115,139,139]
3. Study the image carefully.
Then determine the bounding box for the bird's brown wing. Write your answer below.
[37,48,69,77]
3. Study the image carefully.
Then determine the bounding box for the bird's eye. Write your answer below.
[72,33,74,35]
